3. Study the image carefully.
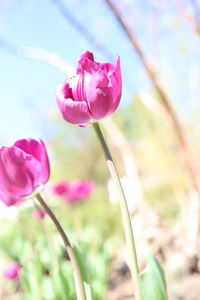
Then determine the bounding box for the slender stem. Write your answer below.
[35,193,87,300]
[92,122,142,300]
[33,200,60,270]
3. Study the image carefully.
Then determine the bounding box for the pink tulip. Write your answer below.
[0,139,50,206]
[66,181,94,203]
[3,262,20,280]
[52,182,70,196]
[33,208,46,220]
[56,51,122,126]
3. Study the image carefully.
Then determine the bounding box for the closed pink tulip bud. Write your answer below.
[56,51,122,126]
[3,262,20,280]
[0,139,50,206]
[66,181,94,203]
[52,182,70,196]
[33,208,46,220]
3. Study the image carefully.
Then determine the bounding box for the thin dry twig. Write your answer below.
[175,0,200,35]
[50,0,114,61]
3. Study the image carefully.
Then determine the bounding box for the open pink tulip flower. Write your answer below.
[3,262,20,280]
[56,51,122,126]
[66,181,94,203]
[33,208,46,220]
[0,139,50,206]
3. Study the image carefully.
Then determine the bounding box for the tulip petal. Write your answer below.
[14,139,50,185]
[0,146,35,197]
[80,59,114,119]
[77,51,94,73]
[109,56,122,112]
[79,57,102,77]
[56,84,92,125]
[96,62,115,76]
[0,191,18,206]
[38,140,50,184]
[87,85,114,120]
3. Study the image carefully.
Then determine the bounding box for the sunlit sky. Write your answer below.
[0,0,200,144]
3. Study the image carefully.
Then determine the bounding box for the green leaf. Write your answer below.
[140,253,168,300]
[24,262,44,300]
[51,267,72,300]
[72,244,95,300]
[72,244,90,284]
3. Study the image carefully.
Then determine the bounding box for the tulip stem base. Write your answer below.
[92,122,142,300]
[35,193,87,300]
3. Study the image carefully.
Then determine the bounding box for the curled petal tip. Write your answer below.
[79,51,94,62]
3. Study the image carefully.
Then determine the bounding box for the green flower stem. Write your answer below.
[92,122,142,300]
[33,200,60,271]
[35,193,87,300]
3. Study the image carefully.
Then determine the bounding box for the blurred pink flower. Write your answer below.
[52,182,69,196]
[66,181,94,203]
[0,139,50,206]
[33,208,46,220]
[56,51,122,126]
[3,262,20,280]
[53,180,94,204]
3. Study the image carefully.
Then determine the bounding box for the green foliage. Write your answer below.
[140,253,168,300]
[0,191,121,300]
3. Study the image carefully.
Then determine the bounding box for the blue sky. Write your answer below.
[0,0,200,144]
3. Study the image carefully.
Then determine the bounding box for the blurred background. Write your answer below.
[1,0,200,299]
